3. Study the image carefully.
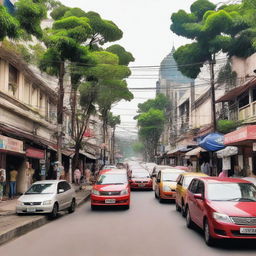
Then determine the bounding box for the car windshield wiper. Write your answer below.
[225,197,256,202]
[163,180,176,182]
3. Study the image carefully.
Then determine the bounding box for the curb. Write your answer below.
[0,191,91,246]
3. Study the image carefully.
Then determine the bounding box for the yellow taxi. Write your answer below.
[154,168,186,202]
[175,172,208,216]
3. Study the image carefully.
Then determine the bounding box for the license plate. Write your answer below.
[138,184,145,187]
[27,208,36,212]
[105,199,116,204]
[240,228,256,234]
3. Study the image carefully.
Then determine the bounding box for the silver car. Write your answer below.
[16,180,76,218]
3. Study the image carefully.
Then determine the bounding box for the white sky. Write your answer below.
[60,0,220,137]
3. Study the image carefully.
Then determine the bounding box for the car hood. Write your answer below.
[162,181,177,189]
[93,184,127,191]
[18,194,54,202]
[131,178,151,182]
[209,201,256,217]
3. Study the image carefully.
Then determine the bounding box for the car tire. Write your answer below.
[68,199,76,214]
[124,204,130,210]
[158,192,164,203]
[49,203,58,219]
[186,207,194,229]
[181,203,186,217]
[175,201,181,212]
[16,213,23,216]
[91,204,97,211]
[204,220,215,246]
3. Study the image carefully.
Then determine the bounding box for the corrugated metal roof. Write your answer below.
[216,78,256,103]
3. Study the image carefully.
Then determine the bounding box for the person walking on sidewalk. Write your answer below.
[0,169,4,201]
[9,167,18,199]
[85,166,91,185]
[74,167,81,185]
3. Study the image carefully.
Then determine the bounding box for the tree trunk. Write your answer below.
[57,61,65,176]
[70,87,77,137]
[72,143,80,174]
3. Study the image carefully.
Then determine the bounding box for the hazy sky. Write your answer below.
[60,0,220,137]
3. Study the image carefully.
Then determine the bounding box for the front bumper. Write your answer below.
[130,183,152,189]
[210,219,256,239]
[91,194,130,206]
[160,191,176,200]
[16,204,54,214]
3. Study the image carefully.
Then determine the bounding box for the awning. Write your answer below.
[199,133,225,151]
[217,146,238,158]
[216,78,256,103]
[79,150,96,160]
[224,125,256,145]
[167,146,196,156]
[185,147,206,156]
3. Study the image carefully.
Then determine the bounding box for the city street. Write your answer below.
[1,191,256,256]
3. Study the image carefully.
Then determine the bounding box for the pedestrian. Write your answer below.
[186,160,193,172]
[85,166,91,185]
[74,167,81,185]
[201,161,210,175]
[0,168,6,198]
[218,169,228,178]
[25,162,35,189]
[0,169,4,202]
[9,166,18,199]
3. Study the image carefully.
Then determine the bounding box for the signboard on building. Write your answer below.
[26,147,45,159]
[0,135,24,153]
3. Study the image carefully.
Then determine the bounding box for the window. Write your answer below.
[57,182,66,193]
[62,182,71,191]
[23,80,30,104]
[8,64,18,97]
[188,179,198,193]
[195,181,204,196]
[238,92,249,108]
[253,87,256,102]
[177,175,183,185]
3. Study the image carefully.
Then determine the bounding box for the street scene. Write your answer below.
[1,0,256,255]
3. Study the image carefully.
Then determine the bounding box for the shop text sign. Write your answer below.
[224,125,256,145]
[26,147,45,159]
[0,135,24,153]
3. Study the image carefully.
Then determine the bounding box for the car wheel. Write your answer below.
[49,203,58,219]
[204,220,215,246]
[186,207,194,229]
[91,204,97,211]
[158,191,163,203]
[68,199,76,214]
[16,213,23,216]
[175,201,181,212]
[181,203,186,217]
[124,204,130,210]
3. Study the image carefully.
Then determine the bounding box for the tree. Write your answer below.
[107,112,121,164]
[170,0,253,131]
[137,109,165,161]
[39,13,92,166]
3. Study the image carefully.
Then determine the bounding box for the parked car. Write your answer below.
[176,172,208,216]
[154,169,186,202]
[16,180,76,218]
[151,165,170,178]
[130,171,153,190]
[91,171,130,210]
[242,176,256,186]
[185,177,256,246]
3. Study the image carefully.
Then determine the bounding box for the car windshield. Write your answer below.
[96,174,127,185]
[25,183,55,195]
[162,172,181,182]
[207,183,256,202]
[184,177,195,187]
[132,173,150,178]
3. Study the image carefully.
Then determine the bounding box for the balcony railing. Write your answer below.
[238,104,251,121]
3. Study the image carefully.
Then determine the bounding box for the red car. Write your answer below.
[130,172,153,190]
[185,177,256,246]
[91,171,130,210]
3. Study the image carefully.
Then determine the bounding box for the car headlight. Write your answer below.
[17,200,23,206]
[43,200,53,205]
[163,185,172,192]
[120,189,129,195]
[213,212,232,223]
[92,189,100,195]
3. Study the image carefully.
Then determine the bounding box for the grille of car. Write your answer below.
[100,191,121,196]
[23,202,42,206]
[135,181,148,183]
[231,217,256,226]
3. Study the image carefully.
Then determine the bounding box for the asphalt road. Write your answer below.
[1,191,256,256]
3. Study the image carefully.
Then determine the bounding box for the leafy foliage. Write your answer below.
[217,61,237,87]
[217,119,241,134]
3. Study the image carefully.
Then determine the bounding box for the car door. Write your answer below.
[176,175,183,206]
[56,182,66,210]
[63,181,73,207]
[187,179,199,221]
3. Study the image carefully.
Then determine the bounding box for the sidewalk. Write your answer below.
[0,185,92,246]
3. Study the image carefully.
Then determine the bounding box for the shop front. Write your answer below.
[0,134,26,194]
[224,125,256,176]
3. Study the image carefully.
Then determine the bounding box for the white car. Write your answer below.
[16,180,76,218]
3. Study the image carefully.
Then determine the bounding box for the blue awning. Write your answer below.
[199,133,225,152]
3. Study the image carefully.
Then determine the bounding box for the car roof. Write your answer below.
[33,180,63,184]
[196,177,251,184]
[102,169,127,174]
[161,169,186,173]
[179,172,208,177]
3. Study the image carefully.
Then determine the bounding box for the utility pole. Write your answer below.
[57,61,65,178]
[209,55,217,132]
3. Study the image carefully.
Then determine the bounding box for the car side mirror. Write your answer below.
[194,193,203,200]
[156,178,160,183]
[58,189,65,194]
